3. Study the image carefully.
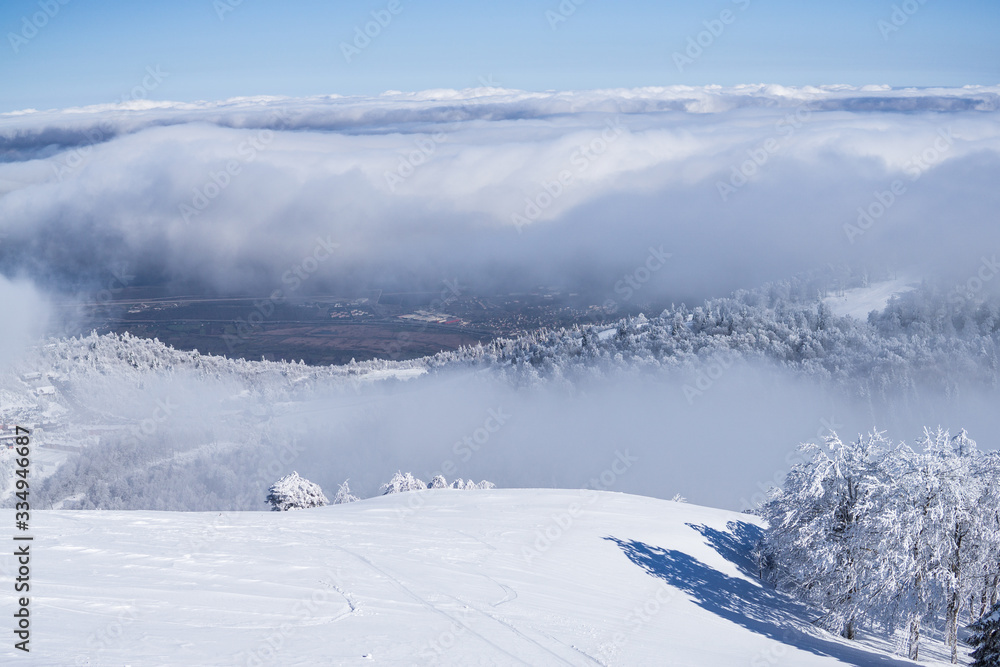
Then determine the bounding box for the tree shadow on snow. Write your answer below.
[604,521,914,666]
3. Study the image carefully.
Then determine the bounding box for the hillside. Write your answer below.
[3,491,962,665]
[3,278,1000,513]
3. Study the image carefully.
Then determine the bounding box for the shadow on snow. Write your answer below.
[604,521,913,666]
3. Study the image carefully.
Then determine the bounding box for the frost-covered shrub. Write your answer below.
[379,472,426,495]
[333,479,360,505]
[449,478,494,490]
[266,472,328,511]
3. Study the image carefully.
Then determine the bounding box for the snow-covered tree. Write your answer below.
[764,427,1000,663]
[762,431,893,639]
[266,472,328,511]
[429,475,448,489]
[883,429,986,662]
[379,471,426,495]
[333,479,359,504]
[969,602,1000,667]
[976,451,1000,619]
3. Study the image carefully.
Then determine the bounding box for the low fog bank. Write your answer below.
[1,87,999,306]
[21,355,1000,513]
[4,85,998,512]
[0,277,50,371]
[280,365,1000,512]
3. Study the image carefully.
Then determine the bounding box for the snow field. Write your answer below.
[1,490,957,666]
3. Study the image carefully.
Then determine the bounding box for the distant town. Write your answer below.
[60,286,655,366]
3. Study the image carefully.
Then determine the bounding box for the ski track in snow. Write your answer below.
[454,597,580,666]
[0,489,966,666]
[335,545,530,664]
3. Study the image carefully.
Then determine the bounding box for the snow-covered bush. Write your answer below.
[450,478,494,490]
[266,472,328,511]
[429,475,448,489]
[380,472,427,495]
[333,479,359,505]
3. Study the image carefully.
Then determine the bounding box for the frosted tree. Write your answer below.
[863,438,936,661]
[429,475,448,489]
[976,452,1000,619]
[333,479,359,504]
[762,431,894,639]
[969,602,1000,667]
[888,429,985,662]
[931,429,985,665]
[266,472,328,511]
[765,426,999,663]
[379,471,427,495]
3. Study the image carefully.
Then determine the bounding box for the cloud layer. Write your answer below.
[2,85,1000,302]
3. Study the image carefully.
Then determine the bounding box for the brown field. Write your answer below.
[115,320,493,366]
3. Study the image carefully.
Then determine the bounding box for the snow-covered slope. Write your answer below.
[822,277,918,320]
[4,491,959,665]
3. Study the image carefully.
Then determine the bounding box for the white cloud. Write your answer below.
[1,85,999,301]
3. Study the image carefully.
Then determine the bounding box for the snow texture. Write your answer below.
[0,491,963,665]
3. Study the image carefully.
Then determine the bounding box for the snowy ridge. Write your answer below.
[0,491,960,665]
[821,277,919,320]
[13,331,427,389]
[3,280,998,511]
[433,283,1000,396]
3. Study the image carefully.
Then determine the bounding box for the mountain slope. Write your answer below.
[4,491,961,665]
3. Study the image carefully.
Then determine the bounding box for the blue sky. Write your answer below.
[1,0,998,112]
